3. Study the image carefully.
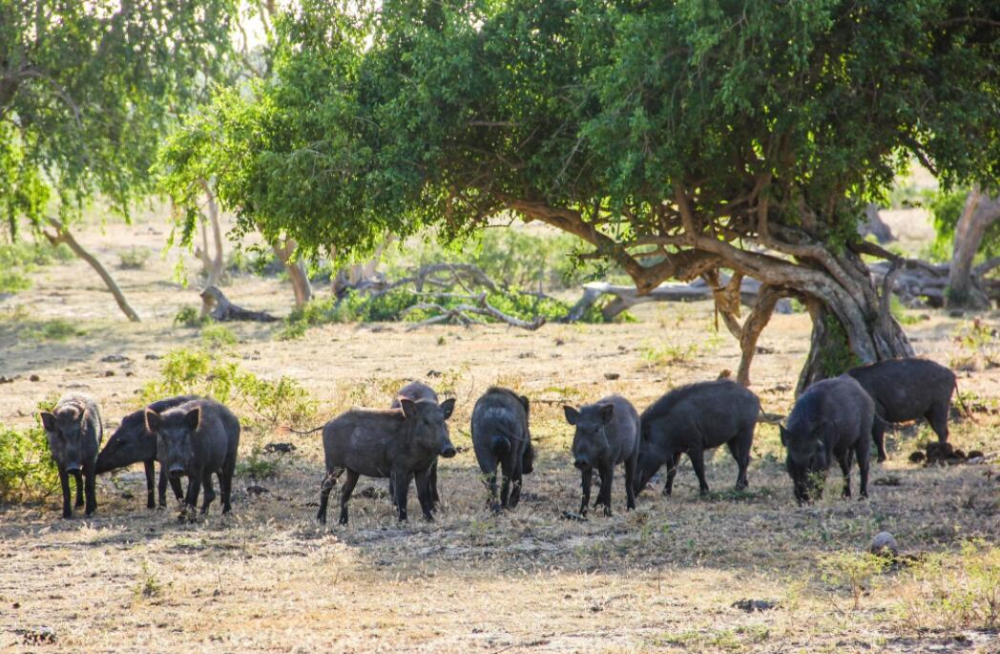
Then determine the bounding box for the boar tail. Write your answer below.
[489,435,511,456]
[288,425,325,436]
[953,380,978,423]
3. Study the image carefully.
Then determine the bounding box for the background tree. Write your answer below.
[0,0,237,320]
[189,0,1000,389]
[939,187,1000,309]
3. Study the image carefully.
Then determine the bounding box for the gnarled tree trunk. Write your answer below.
[272,238,312,308]
[946,187,1000,310]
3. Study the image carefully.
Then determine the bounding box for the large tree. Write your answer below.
[195,0,1000,389]
[0,0,237,320]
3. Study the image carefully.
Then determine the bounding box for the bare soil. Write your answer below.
[1,217,998,653]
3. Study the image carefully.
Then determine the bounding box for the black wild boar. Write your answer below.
[388,382,455,508]
[144,399,241,517]
[564,395,640,517]
[96,395,198,509]
[40,393,104,518]
[317,396,456,525]
[471,387,534,512]
[847,358,957,462]
[635,380,759,497]
[781,376,874,504]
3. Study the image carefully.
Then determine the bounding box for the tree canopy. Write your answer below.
[0,0,237,236]
[165,0,1000,386]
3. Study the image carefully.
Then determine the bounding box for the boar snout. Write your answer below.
[440,445,457,458]
[574,457,591,471]
[65,462,82,474]
[168,464,185,479]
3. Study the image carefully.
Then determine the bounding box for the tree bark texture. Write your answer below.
[946,188,1000,309]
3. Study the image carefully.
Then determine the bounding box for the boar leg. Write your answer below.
[727,438,750,491]
[221,458,235,514]
[58,468,73,519]
[391,470,411,522]
[855,439,870,500]
[688,447,710,495]
[508,458,523,509]
[317,471,338,524]
[200,470,216,514]
[414,469,434,521]
[144,459,157,509]
[872,407,888,463]
[623,454,637,511]
[83,462,97,517]
[838,450,853,498]
[925,400,950,444]
[663,457,679,496]
[499,457,512,509]
[579,468,593,517]
[428,462,440,510]
[73,470,85,508]
[597,465,614,517]
[183,472,201,521]
[482,461,500,513]
[337,469,360,525]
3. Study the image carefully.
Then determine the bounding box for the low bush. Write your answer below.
[0,412,58,502]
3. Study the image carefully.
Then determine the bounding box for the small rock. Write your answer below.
[732,599,777,612]
[103,370,115,377]
[18,627,57,645]
[264,442,296,454]
[717,369,731,379]
[948,309,965,318]
[144,354,161,360]
[100,355,130,363]
[870,531,899,558]
[0,375,15,384]
[554,338,565,346]
[246,485,269,496]
[967,450,985,459]
[120,491,134,500]
[560,511,587,522]
[29,374,40,382]
[873,476,901,487]
[909,451,926,464]
[604,372,620,380]
[427,370,442,378]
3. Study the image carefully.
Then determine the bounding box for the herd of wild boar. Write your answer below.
[38,357,962,523]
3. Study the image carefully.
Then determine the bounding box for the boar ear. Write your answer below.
[519,395,530,415]
[399,398,418,420]
[440,398,456,420]
[39,411,56,432]
[778,425,789,447]
[563,406,579,425]
[599,404,615,424]
[184,408,201,431]
[145,409,162,434]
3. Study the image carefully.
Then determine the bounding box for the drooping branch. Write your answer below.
[42,218,141,322]
[737,285,788,387]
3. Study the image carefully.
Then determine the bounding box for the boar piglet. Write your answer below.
[471,387,534,512]
[781,376,874,505]
[847,358,957,462]
[145,399,240,518]
[636,380,759,497]
[388,382,455,509]
[96,395,198,509]
[564,395,639,517]
[40,393,104,518]
[318,397,456,525]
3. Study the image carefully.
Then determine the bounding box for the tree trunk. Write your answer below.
[858,204,894,244]
[946,187,1000,310]
[197,183,227,319]
[43,218,141,322]
[272,239,312,308]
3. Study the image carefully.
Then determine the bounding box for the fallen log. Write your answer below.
[870,260,1000,308]
[400,292,545,331]
[200,286,279,322]
[562,277,794,322]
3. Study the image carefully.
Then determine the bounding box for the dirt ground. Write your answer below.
[1,216,998,653]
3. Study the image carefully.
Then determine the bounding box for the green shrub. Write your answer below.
[26,319,86,341]
[200,323,237,348]
[118,247,151,270]
[0,421,58,502]
[0,241,74,294]
[819,551,889,610]
[901,540,1000,629]
[173,306,206,327]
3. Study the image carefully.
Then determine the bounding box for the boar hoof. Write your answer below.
[337,517,348,526]
[603,506,612,517]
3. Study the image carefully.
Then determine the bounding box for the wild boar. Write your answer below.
[781,376,874,504]
[389,381,455,508]
[635,380,759,497]
[96,395,197,508]
[40,393,104,518]
[144,399,240,518]
[317,396,456,525]
[471,387,534,512]
[564,395,640,517]
[847,358,958,462]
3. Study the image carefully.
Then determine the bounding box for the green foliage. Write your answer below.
[927,188,977,262]
[820,314,862,378]
[1,1,237,231]
[200,323,238,348]
[0,241,74,293]
[118,247,151,270]
[26,319,86,342]
[173,306,206,328]
[133,561,164,600]
[819,551,890,610]
[0,411,58,502]
[140,348,317,433]
[951,319,1000,370]
[901,540,1000,629]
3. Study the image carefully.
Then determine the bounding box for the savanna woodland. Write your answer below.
[1,1,999,653]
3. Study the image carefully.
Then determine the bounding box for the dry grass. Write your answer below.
[0,217,999,652]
